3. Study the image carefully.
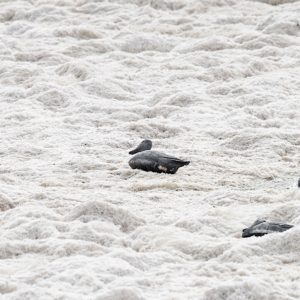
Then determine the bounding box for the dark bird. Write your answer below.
[128,139,190,174]
[242,219,293,238]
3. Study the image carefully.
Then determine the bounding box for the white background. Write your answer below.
[0,0,300,299]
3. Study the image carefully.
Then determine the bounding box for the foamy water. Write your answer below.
[0,0,300,299]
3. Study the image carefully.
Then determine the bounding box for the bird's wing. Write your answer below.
[153,152,190,166]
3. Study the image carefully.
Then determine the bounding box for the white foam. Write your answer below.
[1,0,300,299]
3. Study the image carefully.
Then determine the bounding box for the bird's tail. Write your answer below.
[170,159,190,166]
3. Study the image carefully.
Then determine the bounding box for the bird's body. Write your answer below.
[129,150,190,174]
[128,140,190,174]
[242,219,293,238]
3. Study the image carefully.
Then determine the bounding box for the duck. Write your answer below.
[128,139,190,174]
[242,219,293,238]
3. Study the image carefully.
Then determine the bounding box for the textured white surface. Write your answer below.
[0,0,300,299]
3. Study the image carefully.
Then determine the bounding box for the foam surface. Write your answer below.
[0,0,300,299]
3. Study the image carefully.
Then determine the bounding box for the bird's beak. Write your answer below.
[129,147,140,155]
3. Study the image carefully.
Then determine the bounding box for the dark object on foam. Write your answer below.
[242,219,293,238]
[128,140,190,174]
